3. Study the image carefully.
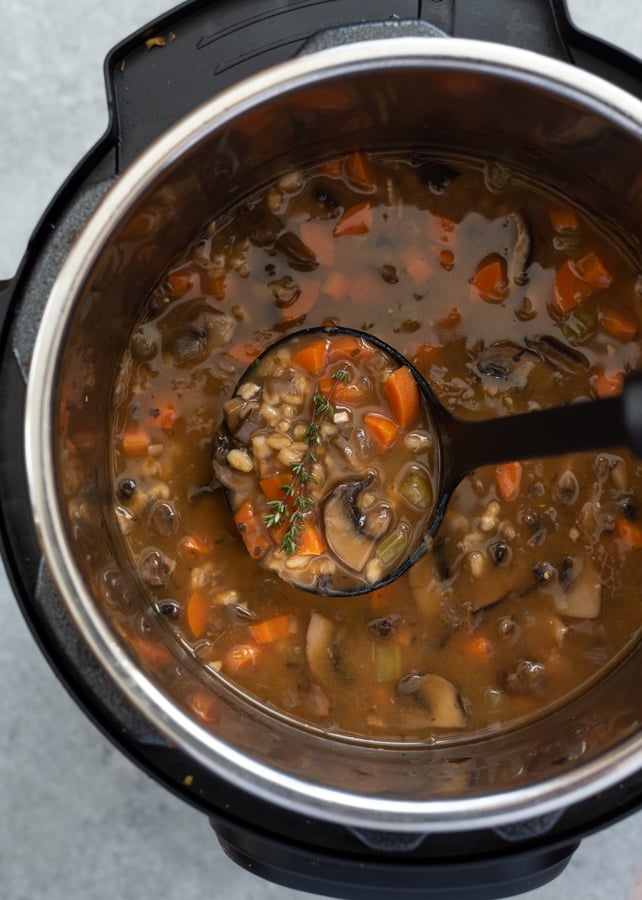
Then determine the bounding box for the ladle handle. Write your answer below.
[445,372,642,480]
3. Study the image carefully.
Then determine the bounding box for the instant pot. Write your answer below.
[1,1,642,898]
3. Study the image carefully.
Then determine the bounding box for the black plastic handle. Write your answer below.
[444,373,642,485]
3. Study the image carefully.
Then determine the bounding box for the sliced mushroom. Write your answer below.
[531,555,602,619]
[305,611,351,694]
[472,341,537,391]
[414,674,467,728]
[507,211,531,285]
[160,301,237,367]
[323,475,385,573]
[556,555,602,619]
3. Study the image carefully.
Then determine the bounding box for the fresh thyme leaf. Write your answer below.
[264,360,352,554]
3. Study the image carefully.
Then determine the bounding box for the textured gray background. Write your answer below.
[1,2,641,899]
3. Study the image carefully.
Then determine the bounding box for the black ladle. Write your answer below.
[228,326,642,596]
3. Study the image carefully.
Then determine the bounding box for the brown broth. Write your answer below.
[109,151,642,744]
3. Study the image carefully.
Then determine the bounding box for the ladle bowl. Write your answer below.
[220,326,642,597]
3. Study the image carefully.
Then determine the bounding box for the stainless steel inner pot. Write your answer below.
[25,38,642,832]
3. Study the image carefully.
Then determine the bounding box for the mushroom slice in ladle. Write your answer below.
[322,474,390,574]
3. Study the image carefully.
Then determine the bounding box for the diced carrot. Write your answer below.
[495,461,523,501]
[553,260,595,313]
[122,427,151,457]
[167,268,196,298]
[591,368,623,398]
[249,613,297,644]
[234,501,273,560]
[185,591,210,639]
[572,251,613,289]
[328,334,374,362]
[296,520,326,556]
[279,280,321,322]
[130,636,174,668]
[383,365,421,429]
[223,643,261,674]
[364,412,400,451]
[180,534,213,556]
[186,688,218,724]
[600,307,638,341]
[299,221,335,267]
[344,151,376,191]
[317,373,365,404]
[458,633,494,663]
[471,257,509,303]
[259,472,294,504]
[549,205,580,232]
[402,248,432,285]
[292,338,328,375]
[322,270,351,300]
[616,517,642,549]
[333,202,373,237]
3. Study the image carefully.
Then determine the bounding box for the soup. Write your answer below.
[107,150,642,743]
[216,328,439,594]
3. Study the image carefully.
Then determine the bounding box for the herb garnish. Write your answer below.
[264,366,350,554]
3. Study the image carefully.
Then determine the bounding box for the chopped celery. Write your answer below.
[399,469,433,509]
[376,524,409,565]
[375,642,402,682]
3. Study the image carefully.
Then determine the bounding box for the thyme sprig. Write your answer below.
[264,365,351,555]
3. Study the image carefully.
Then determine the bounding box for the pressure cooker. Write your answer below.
[1,1,641,898]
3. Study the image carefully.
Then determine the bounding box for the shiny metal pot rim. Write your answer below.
[25,37,642,832]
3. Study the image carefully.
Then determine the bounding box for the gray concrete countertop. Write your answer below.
[1,3,641,899]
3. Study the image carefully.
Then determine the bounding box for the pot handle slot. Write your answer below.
[446,0,641,97]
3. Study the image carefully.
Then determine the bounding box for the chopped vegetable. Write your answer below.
[471,257,509,302]
[333,202,373,236]
[600,306,638,341]
[186,591,210,638]
[363,412,400,451]
[249,614,297,644]
[495,461,522,501]
[384,365,421,429]
[616,516,642,549]
[375,643,402,682]
[553,260,595,313]
[234,501,272,559]
[292,337,328,374]
[549,205,580,232]
[344,150,376,191]
[573,252,613,289]
[166,268,196,297]
[122,427,151,457]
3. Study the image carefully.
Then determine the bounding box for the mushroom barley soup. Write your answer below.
[109,150,642,742]
[216,329,439,595]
